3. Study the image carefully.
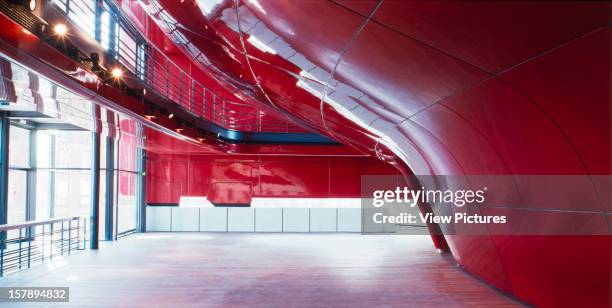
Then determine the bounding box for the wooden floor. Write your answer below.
[0,233,523,307]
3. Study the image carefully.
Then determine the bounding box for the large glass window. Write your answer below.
[9,125,29,168]
[66,0,97,39]
[35,170,52,220]
[55,131,91,168]
[36,131,54,220]
[100,10,113,50]
[4,122,140,239]
[117,170,136,233]
[7,169,27,224]
[54,169,91,219]
[8,125,30,224]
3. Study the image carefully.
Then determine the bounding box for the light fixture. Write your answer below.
[53,23,68,37]
[110,67,124,79]
[144,115,156,120]
[168,113,174,119]
[142,88,147,95]
[176,128,184,133]
[29,0,36,11]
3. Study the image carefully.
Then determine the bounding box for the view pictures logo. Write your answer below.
[372,187,487,208]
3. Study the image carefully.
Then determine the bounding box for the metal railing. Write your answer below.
[137,30,304,133]
[0,216,87,277]
[52,0,307,134]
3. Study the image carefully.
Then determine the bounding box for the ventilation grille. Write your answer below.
[0,2,43,35]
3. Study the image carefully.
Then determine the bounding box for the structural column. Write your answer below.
[0,113,9,245]
[90,131,100,249]
[104,136,114,240]
[135,147,146,233]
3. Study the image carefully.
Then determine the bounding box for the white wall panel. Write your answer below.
[337,208,362,232]
[310,208,337,232]
[200,207,228,232]
[255,208,282,232]
[282,208,310,232]
[171,208,200,231]
[146,207,172,231]
[227,207,255,232]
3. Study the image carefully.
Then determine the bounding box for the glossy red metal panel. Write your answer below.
[410,104,509,175]
[337,19,489,118]
[444,235,513,294]
[333,0,378,16]
[369,1,610,72]
[208,182,253,204]
[257,157,330,197]
[489,235,611,308]
[146,158,188,204]
[441,77,586,175]
[328,156,398,197]
[501,27,611,175]
[145,153,397,204]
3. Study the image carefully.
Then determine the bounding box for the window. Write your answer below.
[117,170,136,233]
[54,169,91,219]
[137,44,147,81]
[67,0,97,39]
[8,125,30,224]
[116,128,138,234]
[100,11,112,50]
[9,125,29,168]
[36,131,54,220]
[0,55,143,242]
[7,169,27,223]
[55,130,91,168]
[36,131,52,168]
[36,170,52,220]
[118,26,138,73]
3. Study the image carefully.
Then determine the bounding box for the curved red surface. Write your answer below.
[133,1,610,306]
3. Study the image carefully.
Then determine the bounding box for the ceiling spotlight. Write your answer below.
[176,128,183,133]
[142,88,147,95]
[110,67,124,79]
[53,23,68,37]
[29,0,36,11]
[144,115,156,120]
[168,113,174,119]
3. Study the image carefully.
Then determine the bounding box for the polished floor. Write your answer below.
[0,233,523,307]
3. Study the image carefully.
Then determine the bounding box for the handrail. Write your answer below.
[0,216,87,276]
[0,216,82,232]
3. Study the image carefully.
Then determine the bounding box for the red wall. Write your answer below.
[146,153,397,204]
[130,2,611,307]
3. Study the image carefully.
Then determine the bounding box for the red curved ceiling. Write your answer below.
[132,1,611,307]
